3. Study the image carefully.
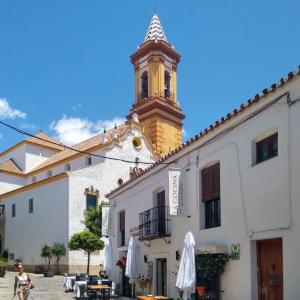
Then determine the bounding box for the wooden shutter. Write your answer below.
[119,211,125,231]
[202,163,220,201]
[157,190,165,207]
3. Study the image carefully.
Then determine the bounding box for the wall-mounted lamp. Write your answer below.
[175,250,180,261]
[144,255,148,264]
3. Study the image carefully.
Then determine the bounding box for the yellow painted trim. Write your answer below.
[0,173,68,200]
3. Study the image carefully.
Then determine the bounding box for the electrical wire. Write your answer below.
[0,120,173,165]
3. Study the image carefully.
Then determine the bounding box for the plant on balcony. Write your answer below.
[195,252,230,296]
[116,257,126,269]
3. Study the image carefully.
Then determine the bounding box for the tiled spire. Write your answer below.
[144,14,168,43]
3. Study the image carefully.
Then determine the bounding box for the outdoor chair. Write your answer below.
[87,280,99,285]
[78,284,89,299]
[76,275,89,282]
[89,275,100,281]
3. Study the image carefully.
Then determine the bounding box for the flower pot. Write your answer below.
[44,271,54,277]
[196,286,206,297]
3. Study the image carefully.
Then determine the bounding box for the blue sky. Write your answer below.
[0,0,299,151]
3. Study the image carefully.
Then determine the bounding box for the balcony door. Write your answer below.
[156,190,166,234]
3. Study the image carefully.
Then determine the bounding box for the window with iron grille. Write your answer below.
[29,198,33,214]
[202,163,221,229]
[256,132,278,164]
[119,211,125,247]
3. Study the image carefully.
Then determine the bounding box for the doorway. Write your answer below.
[257,238,283,300]
[157,258,167,296]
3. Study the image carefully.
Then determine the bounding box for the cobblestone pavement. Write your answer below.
[0,271,75,300]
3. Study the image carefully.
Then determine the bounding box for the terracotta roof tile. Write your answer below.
[26,131,64,151]
[0,159,24,175]
[28,124,130,174]
[106,65,300,198]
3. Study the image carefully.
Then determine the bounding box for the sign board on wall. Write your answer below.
[168,168,184,216]
[101,205,110,237]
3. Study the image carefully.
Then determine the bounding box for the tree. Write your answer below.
[51,243,66,275]
[68,230,104,274]
[82,206,102,236]
[41,243,52,271]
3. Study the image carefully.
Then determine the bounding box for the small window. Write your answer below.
[47,170,52,178]
[12,204,16,218]
[32,176,36,184]
[201,163,221,229]
[119,211,125,247]
[86,194,97,210]
[29,198,33,214]
[256,133,278,164]
[86,156,92,166]
[65,163,71,171]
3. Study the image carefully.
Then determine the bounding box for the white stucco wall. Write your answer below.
[68,129,155,268]
[4,177,69,267]
[109,78,300,300]
[0,173,25,194]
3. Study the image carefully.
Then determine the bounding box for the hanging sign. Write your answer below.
[168,168,183,216]
[102,205,110,237]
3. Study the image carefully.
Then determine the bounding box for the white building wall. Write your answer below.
[0,174,25,194]
[4,178,69,268]
[0,145,27,171]
[109,78,300,300]
[68,131,155,269]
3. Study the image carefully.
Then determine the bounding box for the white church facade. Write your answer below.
[0,123,156,273]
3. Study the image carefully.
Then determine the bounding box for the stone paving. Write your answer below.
[0,271,74,300]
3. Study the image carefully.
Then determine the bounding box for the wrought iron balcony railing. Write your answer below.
[139,206,171,241]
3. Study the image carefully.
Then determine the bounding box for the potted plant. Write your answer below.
[51,243,66,275]
[41,243,54,277]
[0,256,7,277]
[195,252,229,297]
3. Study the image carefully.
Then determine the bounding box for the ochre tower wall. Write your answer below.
[141,116,182,155]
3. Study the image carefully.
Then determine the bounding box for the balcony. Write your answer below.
[139,206,171,241]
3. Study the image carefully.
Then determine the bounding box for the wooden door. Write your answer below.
[157,258,167,296]
[257,238,283,300]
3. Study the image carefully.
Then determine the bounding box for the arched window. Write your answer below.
[164,71,171,98]
[141,71,148,99]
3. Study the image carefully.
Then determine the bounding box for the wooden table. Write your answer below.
[137,296,172,300]
[87,285,111,290]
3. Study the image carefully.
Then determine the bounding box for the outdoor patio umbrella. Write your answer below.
[176,231,196,300]
[125,236,138,284]
[103,237,113,277]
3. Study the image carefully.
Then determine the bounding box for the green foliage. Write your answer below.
[0,256,7,266]
[2,250,8,259]
[51,243,66,275]
[82,205,102,236]
[195,253,230,282]
[51,243,66,258]
[68,230,104,274]
[41,243,53,270]
[68,230,104,253]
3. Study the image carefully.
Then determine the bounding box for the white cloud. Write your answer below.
[50,115,126,146]
[0,98,26,120]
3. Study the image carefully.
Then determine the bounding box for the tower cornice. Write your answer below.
[131,40,181,65]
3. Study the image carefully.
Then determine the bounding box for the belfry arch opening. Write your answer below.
[164,70,171,98]
[141,71,148,99]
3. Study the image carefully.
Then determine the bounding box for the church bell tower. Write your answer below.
[127,14,185,156]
